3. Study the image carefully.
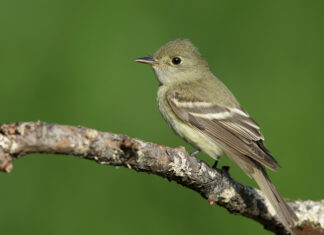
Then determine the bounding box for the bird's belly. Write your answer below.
[158,87,223,160]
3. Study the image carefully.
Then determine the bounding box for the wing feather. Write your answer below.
[167,88,280,170]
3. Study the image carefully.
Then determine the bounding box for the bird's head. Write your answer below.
[136,39,210,85]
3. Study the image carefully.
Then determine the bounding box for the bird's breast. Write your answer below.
[157,85,223,160]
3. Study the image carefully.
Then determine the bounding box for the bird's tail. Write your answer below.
[251,165,298,234]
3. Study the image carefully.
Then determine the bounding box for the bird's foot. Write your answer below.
[190,150,200,157]
[221,166,230,176]
[212,161,230,175]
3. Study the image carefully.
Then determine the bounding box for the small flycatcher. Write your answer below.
[136,39,297,233]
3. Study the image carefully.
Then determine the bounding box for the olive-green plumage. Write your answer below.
[136,39,297,234]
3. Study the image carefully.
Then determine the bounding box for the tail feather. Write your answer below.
[251,165,298,234]
[225,150,297,234]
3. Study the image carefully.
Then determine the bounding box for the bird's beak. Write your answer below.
[135,56,158,65]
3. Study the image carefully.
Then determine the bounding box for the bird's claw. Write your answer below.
[190,150,200,157]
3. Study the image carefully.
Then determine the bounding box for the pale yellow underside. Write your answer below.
[157,85,223,160]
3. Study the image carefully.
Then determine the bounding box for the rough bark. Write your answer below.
[0,121,323,235]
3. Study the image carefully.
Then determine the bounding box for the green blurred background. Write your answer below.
[0,1,323,234]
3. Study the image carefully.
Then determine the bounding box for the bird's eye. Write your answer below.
[171,57,182,65]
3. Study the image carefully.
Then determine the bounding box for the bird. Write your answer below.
[135,39,297,234]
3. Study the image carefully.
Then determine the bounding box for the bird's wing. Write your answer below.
[167,85,280,170]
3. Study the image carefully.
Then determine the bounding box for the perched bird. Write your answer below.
[136,39,297,233]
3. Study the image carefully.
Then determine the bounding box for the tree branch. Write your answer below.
[0,121,323,234]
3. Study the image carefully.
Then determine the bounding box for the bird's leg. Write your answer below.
[190,150,200,157]
[212,161,230,175]
[212,160,218,169]
[211,156,231,175]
